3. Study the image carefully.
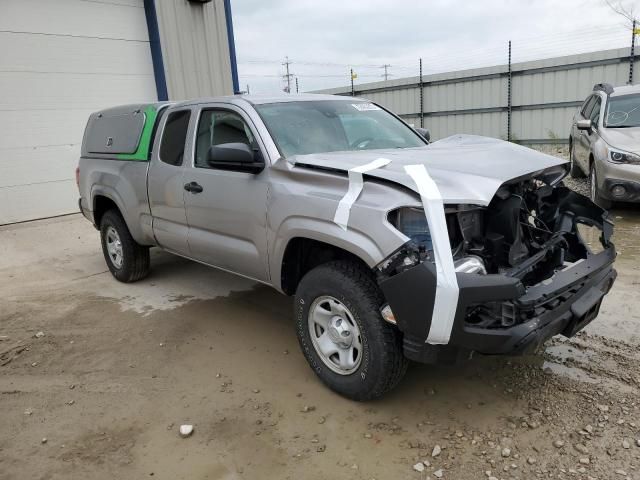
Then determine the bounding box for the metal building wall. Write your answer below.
[316,48,640,144]
[155,0,235,100]
[0,0,157,224]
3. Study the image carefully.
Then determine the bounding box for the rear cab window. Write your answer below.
[159,110,191,166]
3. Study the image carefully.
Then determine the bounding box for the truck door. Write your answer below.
[183,104,270,282]
[148,108,193,255]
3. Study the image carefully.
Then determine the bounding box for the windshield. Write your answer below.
[254,100,426,157]
[604,93,640,128]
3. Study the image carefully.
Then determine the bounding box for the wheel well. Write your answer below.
[93,195,120,228]
[280,237,370,295]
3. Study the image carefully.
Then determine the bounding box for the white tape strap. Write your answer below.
[334,158,391,230]
[404,164,460,345]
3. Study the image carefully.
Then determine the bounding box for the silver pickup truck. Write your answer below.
[78,94,616,400]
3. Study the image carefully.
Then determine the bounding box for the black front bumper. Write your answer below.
[380,246,616,363]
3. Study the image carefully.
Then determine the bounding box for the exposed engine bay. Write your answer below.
[447,180,612,285]
[378,173,615,332]
[382,177,613,282]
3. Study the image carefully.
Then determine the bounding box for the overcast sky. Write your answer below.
[231,0,636,94]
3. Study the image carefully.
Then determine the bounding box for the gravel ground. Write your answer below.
[528,144,591,197]
[1,213,639,480]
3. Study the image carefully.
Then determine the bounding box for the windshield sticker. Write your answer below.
[352,103,381,111]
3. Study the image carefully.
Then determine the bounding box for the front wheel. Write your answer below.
[294,260,408,401]
[100,210,150,282]
[569,141,585,178]
[590,163,612,209]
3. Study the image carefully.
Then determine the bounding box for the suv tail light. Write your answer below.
[75,166,80,187]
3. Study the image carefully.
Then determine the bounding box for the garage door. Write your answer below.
[0,0,157,224]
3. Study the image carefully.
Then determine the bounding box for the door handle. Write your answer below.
[184,182,203,194]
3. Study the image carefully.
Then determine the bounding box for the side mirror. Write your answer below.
[415,127,431,142]
[207,143,265,174]
[577,119,592,131]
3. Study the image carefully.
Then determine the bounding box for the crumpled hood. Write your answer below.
[600,126,640,153]
[291,135,568,206]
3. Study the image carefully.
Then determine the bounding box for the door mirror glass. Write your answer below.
[577,119,592,131]
[415,127,431,142]
[207,143,265,173]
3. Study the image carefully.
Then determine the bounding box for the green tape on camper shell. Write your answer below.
[117,105,158,161]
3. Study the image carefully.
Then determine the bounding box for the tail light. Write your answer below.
[75,166,80,188]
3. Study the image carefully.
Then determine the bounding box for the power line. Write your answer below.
[240,73,384,78]
[238,24,628,71]
[237,21,633,92]
[381,64,392,81]
[282,56,293,93]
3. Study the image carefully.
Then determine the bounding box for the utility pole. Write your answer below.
[419,58,424,128]
[630,19,637,84]
[295,77,299,94]
[282,56,293,93]
[507,40,512,142]
[381,64,392,81]
[350,68,355,96]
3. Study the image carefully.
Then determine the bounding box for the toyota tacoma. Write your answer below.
[77,94,617,400]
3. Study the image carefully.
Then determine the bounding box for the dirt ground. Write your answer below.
[1,208,639,480]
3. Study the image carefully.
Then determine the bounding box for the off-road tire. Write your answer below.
[294,260,408,401]
[100,209,150,282]
[569,140,585,178]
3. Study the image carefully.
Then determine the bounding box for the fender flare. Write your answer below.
[270,216,389,292]
[90,185,150,244]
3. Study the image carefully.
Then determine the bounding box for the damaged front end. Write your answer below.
[377,168,617,363]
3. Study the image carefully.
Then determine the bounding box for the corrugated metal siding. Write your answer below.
[315,48,640,143]
[155,0,233,100]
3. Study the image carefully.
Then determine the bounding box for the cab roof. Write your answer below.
[173,93,361,108]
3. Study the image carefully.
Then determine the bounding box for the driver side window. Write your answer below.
[195,109,255,168]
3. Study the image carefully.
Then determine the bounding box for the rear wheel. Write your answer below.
[294,260,408,401]
[100,210,150,282]
[569,140,585,178]
[590,162,611,209]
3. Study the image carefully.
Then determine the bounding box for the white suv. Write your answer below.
[569,82,640,208]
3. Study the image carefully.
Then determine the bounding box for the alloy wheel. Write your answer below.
[105,226,124,269]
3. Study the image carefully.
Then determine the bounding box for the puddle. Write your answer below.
[545,343,594,363]
[605,207,640,262]
[543,340,599,384]
[577,206,640,262]
[539,338,636,393]
[541,360,599,384]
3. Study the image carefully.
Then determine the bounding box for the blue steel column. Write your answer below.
[223,0,240,94]
[143,0,169,101]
